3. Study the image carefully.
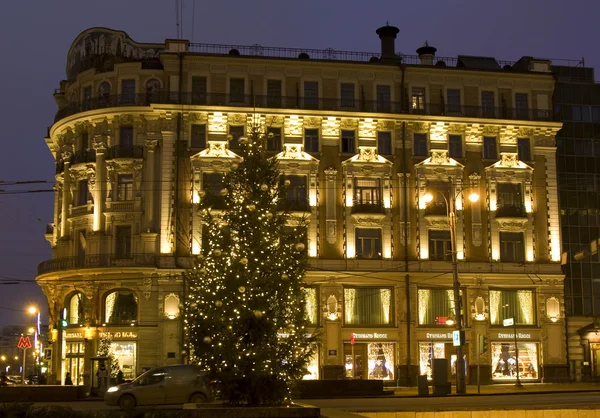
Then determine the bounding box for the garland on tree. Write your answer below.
[184,123,317,405]
[96,336,119,377]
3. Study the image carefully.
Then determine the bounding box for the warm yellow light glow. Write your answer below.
[457,251,464,260]
[347,242,356,258]
[309,241,317,257]
[468,192,480,203]
[527,249,534,262]
[192,242,201,255]
[475,313,485,321]
[192,191,201,204]
[420,247,429,259]
[309,189,317,207]
[0,356,5,361]
[383,242,391,259]
[327,313,338,321]
[492,248,500,261]
[84,327,95,340]
[445,318,455,326]
[28,306,37,315]
[14,356,18,361]
[345,188,353,207]
[423,193,434,203]
[27,327,35,334]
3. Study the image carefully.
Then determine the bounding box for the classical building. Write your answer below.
[37,26,567,387]
[554,64,600,381]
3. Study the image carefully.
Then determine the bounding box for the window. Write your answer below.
[447,89,461,114]
[304,81,319,109]
[190,124,206,149]
[341,130,356,153]
[517,138,531,161]
[413,133,428,157]
[267,79,282,107]
[191,76,207,104]
[483,136,497,159]
[376,85,391,112]
[66,293,85,325]
[377,131,392,155]
[497,183,524,217]
[515,93,529,119]
[115,226,132,259]
[121,79,136,104]
[120,126,134,148]
[593,106,600,122]
[136,368,166,386]
[354,178,381,207]
[344,287,391,325]
[99,82,110,106]
[202,172,227,209]
[281,175,308,211]
[481,91,495,117]
[145,79,160,103]
[424,181,448,216]
[77,180,89,207]
[83,86,92,110]
[499,232,525,263]
[105,290,138,324]
[340,83,355,108]
[117,174,134,201]
[304,129,319,152]
[417,288,461,325]
[489,289,534,325]
[303,287,318,325]
[448,135,462,158]
[229,125,244,149]
[428,230,451,261]
[267,127,282,152]
[229,78,245,104]
[81,133,90,151]
[412,87,426,112]
[355,228,382,259]
[491,342,539,380]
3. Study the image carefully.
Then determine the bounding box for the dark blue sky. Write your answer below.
[0,0,597,327]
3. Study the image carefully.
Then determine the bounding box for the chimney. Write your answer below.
[376,25,400,61]
[416,41,437,65]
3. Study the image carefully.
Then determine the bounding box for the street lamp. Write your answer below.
[26,306,42,384]
[424,179,479,395]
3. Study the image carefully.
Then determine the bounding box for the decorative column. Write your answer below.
[160,130,176,254]
[60,152,72,238]
[92,137,106,232]
[324,168,338,245]
[397,173,411,246]
[144,138,159,232]
[53,184,61,244]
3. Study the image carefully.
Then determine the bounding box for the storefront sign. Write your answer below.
[65,332,84,340]
[99,331,138,339]
[351,333,388,339]
[425,332,453,339]
[497,333,532,339]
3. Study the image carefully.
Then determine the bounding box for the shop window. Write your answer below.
[117,174,134,201]
[489,289,534,325]
[377,131,392,155]
[417,288,462,325]
[355,228,382,260]
[110,342,137,380]
[418,342,467,381]
[499,232,525,262]
[304,129,319,153]
[303,349,319,380]
[303,287,318,325]
[66,292,85,325]
[345,342,395,380]
[105,290,138,324]
[428,230,451,261]
[344,287,391,325]
[491,342,538,380]
[63,343,85,386]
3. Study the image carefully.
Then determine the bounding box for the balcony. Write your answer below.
[351,201,385,214]
[106,145,144,160]
[278,198,311,213]
[496,204,527,218]
[37,253,157,275]
[53,92,555,124]
[72,149,96,165]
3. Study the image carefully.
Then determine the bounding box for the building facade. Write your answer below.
[554,65,600,381]
[37,26,567,387]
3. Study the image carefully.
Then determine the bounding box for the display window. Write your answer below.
[110,342,137,380]
[491,342,539,380]
[303,349,319,380]
[63,342,85,385]
[419,342,467,381]
[343,342,394,380]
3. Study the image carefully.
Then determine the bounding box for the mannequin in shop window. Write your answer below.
[370,345,393,380]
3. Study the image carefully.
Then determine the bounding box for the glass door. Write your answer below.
[344,343,367,379]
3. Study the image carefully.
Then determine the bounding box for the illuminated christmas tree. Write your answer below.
[184,122,316,405]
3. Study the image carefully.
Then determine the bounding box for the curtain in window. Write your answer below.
[490,289,534,325]
[518,290,533,324]
[105,292,117,323]
[419,288,455,325]
[345,288,355,323]
[344,288,390,325]
[107,291,138,323]
[525,343,538,376]
[490,290,500,324]
[303,288,318,324]
[418,289,429,325]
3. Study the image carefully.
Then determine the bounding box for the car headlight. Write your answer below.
[107,386,120,393]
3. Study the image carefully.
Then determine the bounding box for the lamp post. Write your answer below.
[424,179,479,395]
[27,306,41,383]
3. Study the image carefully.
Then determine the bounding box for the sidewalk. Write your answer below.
[391,381,600,396]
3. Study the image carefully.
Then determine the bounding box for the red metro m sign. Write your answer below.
[17,336,32,349]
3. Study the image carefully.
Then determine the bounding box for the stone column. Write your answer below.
[60,152,73,238]
[160,131,176,254]
[324,168,337,245]
[144,138,159,232]
[93,138,107,232]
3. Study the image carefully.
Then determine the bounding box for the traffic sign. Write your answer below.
[503,318,514,327]
[17,336,32,349]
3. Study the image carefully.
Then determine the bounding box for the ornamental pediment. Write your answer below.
[191,142,242,160]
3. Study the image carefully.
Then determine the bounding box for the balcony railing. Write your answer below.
[37,253,157,275]
[351,201,385,214]
[53,92,555,123]
[496,204,527,218]
[106,145,144,160]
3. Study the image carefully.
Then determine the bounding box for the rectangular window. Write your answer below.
[267,127,282,152]
[190,124,206,149]
[413,133,428,157]
[81,133,90,151]
[229,78,245,103]
[417,288,461,325]
[447,89,461,114]
[120,126,134,148]
[448,135,462,158]
[376,85,391,112]
[267,79,282,107]
[304,81,319,109]
[202,172,226,209]
[341,130,356,153]
[191,76,207,104]
[499,232,525,263]
[83,86,92,110]
[304,129,319,153]
[424,181,449,216]
[77,180,89,207]
[481,91,495,117]
[483,136,497,159]
[491,342,539,380]
[121,79,136,104]
[497,183,524,217]
[115,226,132,258]
[344,287,391,325]
[354,178,381,210]
[340,83,355,108]
[517,138,531,161]
[377,131,392,155]
[117,174,134,201]
[428,230,451,261]
[412,87,426,113]
[489,289,534,325]
[515,93,529,119]
[355,229,382,260]
[229,125,244,149]
[281,175,308,211]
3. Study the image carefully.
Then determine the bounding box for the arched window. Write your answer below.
[145,79,160,104]
[105,290,138,324]
[66,292,85,325]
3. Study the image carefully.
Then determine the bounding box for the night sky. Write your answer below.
[0,0,597,327]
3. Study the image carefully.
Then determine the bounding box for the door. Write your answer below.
[446,343,468,383]
[591,343,600,378]
[344,343,367,379]
[132,367,167,406]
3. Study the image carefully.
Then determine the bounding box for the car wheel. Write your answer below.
[189,392,207,404]
[118,394,136,411]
